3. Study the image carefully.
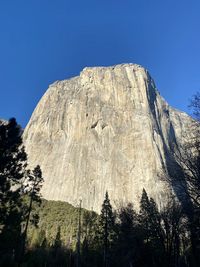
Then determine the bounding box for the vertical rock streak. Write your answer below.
[23,64,193,212]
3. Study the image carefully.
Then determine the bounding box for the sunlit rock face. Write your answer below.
[23,64,193,212]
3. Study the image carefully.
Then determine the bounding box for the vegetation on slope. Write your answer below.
[27,199,98,250]
[0,92,200,267]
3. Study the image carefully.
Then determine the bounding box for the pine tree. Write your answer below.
[139,189,151,243]
[19,165,43,263]
[139,189,165,266]
[114,203,139,267]
[76,199,82,267]
[0,118,27,225]
[53,226,62,249]
[98,191,115,267]
[0,118,27,261]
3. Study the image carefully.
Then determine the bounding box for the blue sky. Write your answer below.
[0,0,200,127]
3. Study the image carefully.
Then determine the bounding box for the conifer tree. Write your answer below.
[53,226,62,249]
[0,118,27,261]
[114,203,139,267]
[139,189,151,243]
[0,118,27,225]
[19,165,43,263]
[99,191,115,267]
[139,189,165,266]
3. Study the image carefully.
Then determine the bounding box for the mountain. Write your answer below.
[23,64,193,212]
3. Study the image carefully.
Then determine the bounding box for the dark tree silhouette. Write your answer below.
[0,118,27,225]
[76,200,82,267]
[19,165,43,265]
[99,191,115,267]
[53,226,62,249]
[171,92,200,265]
[160,198,187,267]
[0,118,27,265]
[114,203,140,267]
[139,189,166,266]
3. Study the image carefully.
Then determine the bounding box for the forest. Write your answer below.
[0,93,200,267]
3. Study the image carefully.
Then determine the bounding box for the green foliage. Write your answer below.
[1,190,199,267]
[139,189,166,265]
[27,199,98,250]
[0,118,44,266]
[18,165,44,264]
[0,118,26,223]
[113,203,141,267]
[1,102,200,266]
[98,191,115,244]
[97,191,116,267]
[0,118,27,261]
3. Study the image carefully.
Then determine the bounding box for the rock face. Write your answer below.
[23,64,193,212]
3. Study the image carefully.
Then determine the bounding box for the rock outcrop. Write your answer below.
[23,64,193,212]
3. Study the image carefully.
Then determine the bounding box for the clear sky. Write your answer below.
[0,0,200,127]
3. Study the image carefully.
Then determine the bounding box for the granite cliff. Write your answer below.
[23,64,193,212]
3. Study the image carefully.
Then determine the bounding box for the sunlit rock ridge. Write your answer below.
[23,64,192,212]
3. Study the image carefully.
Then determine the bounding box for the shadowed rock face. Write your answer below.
[23,64,193,212]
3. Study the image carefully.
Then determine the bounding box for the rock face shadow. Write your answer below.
[23,64,194,212]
